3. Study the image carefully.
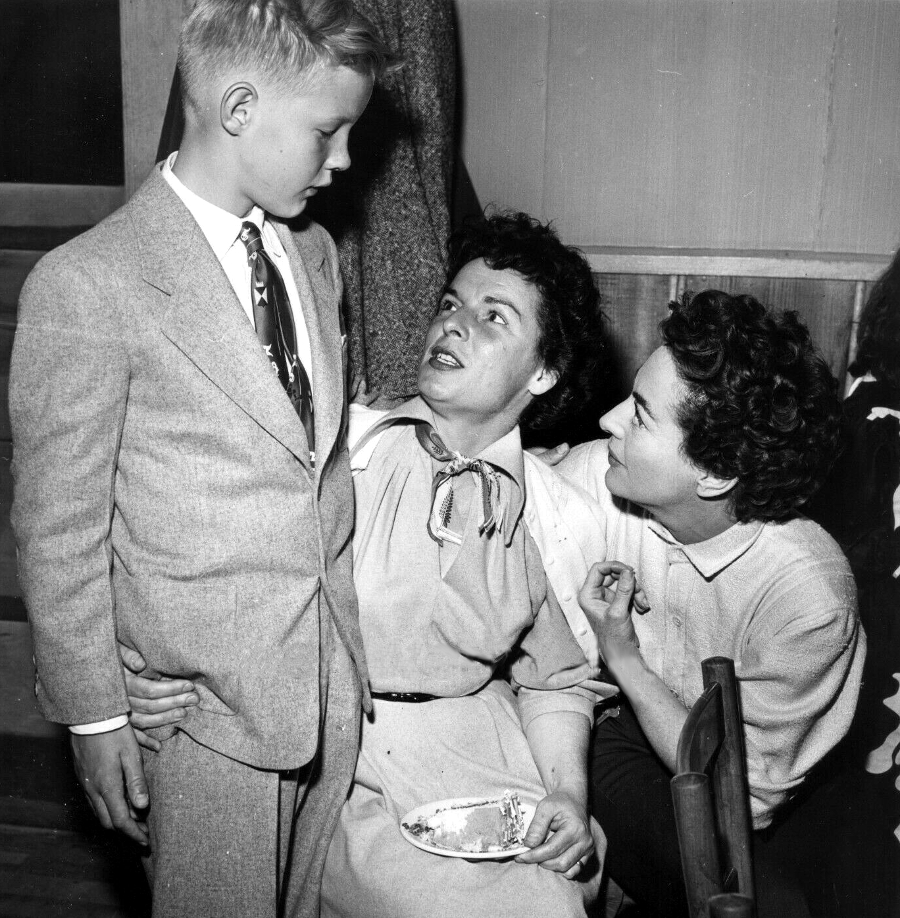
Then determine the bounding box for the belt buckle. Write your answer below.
[593,693,621,726]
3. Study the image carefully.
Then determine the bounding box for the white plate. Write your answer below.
[400,795,537,860]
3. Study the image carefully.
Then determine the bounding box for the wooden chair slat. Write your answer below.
[672,772,723,916]
[703,658,755,901]
[671,656,757,918]
[676,682,723,775]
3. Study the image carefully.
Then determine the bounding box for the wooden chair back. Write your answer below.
[709,893,755,918]
[670,656,756,918]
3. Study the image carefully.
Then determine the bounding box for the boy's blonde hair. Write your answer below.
[179,0,393,111]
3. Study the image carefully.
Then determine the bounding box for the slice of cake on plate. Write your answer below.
[403,791,527,854]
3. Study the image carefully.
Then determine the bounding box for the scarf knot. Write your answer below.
[415,424,503,546]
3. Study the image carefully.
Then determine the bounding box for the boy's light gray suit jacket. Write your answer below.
[10,166,368,770]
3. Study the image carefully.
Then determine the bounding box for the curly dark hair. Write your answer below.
[660,290,842,523]
[444,210,605,431]
[850,245,900,390]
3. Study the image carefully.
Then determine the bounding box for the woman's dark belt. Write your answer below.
[371,690,443,703]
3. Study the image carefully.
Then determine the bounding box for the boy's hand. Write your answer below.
[71,726,149,845]
[119,642,198,752]
[527,443,571,466]
[515,790,593,877]
[578,561,646,663]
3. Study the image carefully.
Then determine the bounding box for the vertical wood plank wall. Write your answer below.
[454,0,899,399]
[456,0,900,255]
[594,270,875,403]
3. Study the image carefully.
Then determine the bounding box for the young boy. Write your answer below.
[10,2,391,915]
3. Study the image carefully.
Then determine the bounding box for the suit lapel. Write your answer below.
[275,221,344,469]
[130,169,313,467]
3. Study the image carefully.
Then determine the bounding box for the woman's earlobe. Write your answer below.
[696,471,738,499]
[529,366,559,397]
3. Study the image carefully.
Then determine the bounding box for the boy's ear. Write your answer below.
[695,470,738,500]
[220,82,258,136]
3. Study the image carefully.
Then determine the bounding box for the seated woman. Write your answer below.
[125,211,629,918]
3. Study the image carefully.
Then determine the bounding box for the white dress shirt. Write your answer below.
[161,151,313,377]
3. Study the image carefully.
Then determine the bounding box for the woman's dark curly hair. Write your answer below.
[444,210,605,431]
[661,290,842,523]
[850,245,900,390]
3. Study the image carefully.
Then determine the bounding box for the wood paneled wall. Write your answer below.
[595,270,874,404]
[586,249,888,400]
[456,0,900,256]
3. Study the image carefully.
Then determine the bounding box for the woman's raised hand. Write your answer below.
[578,561,648,664]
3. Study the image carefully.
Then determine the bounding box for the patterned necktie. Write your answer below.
[415,423,502,546]
[239,221,315,464]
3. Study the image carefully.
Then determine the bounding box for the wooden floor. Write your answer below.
[0,823,150,918]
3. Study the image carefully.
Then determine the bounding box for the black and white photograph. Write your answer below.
[1,2,898,916]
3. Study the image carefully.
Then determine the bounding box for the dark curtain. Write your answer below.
[306,0,460,397]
